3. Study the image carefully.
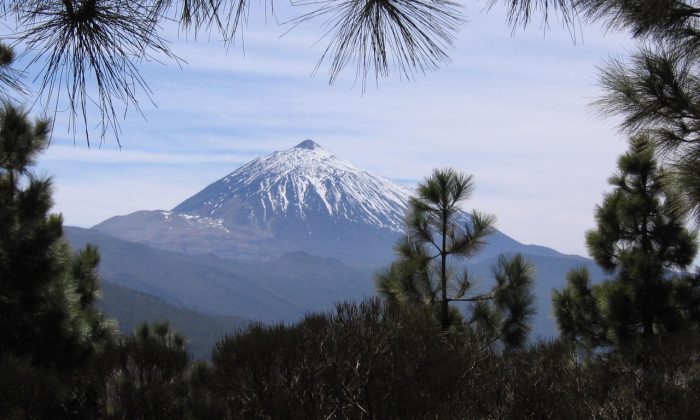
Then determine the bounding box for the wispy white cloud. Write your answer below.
[43,145,255,165]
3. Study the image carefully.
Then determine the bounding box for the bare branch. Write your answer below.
[448,293,492,302]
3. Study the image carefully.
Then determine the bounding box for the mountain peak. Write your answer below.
[295,139,322,150]
[170,139,413,239]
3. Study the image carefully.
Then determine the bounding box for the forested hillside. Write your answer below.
[98,281,247,360]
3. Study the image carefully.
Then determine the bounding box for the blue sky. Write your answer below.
[16,2,637,257]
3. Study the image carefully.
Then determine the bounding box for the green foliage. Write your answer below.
[0,99,123,417]
[673,153,700,223]
[378,168,536,349]
[499,0,700,46]
[490,254,537,349]
[0,102,114,370]
[0,42,24,102]
[101,322,191,419]
[588,1,700,225]
[554,137,699,350]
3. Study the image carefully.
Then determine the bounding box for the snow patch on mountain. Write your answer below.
[159,210,230,232]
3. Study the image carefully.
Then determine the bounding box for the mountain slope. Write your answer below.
[98,281,247,360]
[94,140,564,265]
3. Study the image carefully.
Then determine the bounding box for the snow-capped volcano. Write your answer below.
[94,141,414,263]
[94,140,561,264]
[173,140,411,233]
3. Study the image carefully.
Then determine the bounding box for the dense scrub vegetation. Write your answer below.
[205,300,700,419]
[7,296,700,419]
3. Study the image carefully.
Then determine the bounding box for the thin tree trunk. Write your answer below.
[641,171,654,337]
[441,207,448,331]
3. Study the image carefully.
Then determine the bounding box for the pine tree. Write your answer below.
[0,102,116,416]
[553,136,699,349]
[0,103,114,367]
[377,168,535,347]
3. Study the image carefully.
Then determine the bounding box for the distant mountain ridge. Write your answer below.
[67,226,606,342]
[67,226,375,322]
[94,140,564,265]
